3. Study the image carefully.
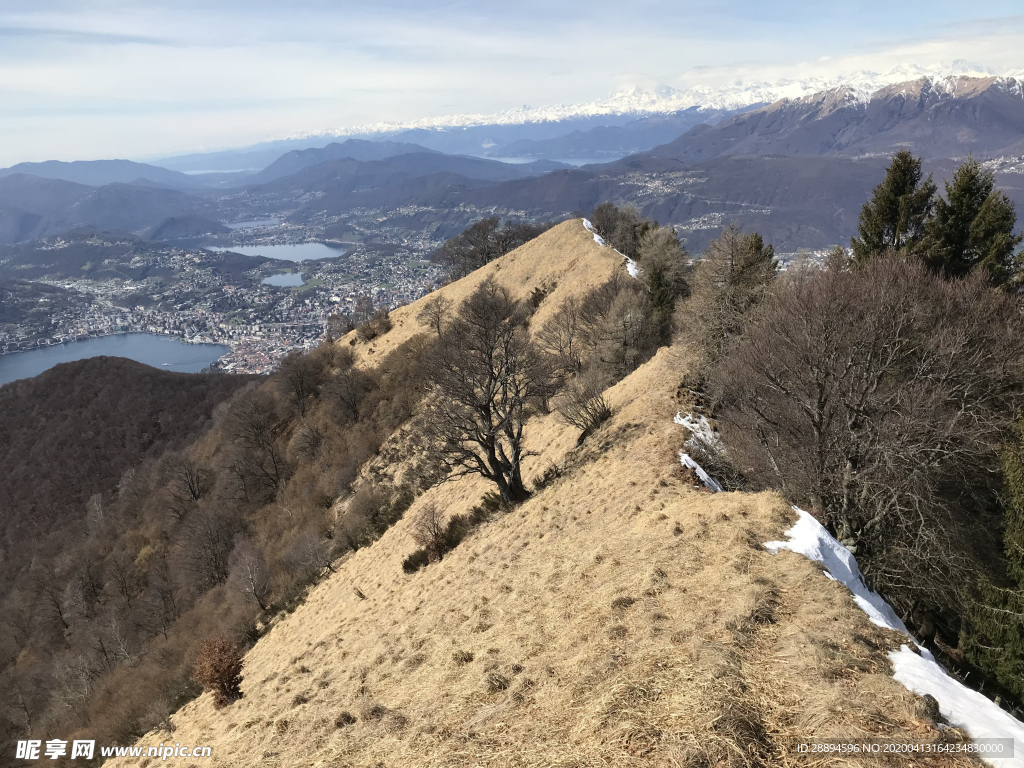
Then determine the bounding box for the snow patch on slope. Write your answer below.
[582,218,640,278]
[674,412,723,493]
[765,507,908,633]
[766,507,1024,766]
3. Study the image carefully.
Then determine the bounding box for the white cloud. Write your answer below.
[0,2,1021,165]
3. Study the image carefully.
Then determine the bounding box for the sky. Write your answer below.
[1,0,1023,166]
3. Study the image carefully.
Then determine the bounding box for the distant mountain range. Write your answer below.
[4,65,1024,252]
[152,60,1015,169]
[649,75,1024,163]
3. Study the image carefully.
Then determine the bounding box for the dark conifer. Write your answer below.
[851,150,935,265]
[922,158,1022,286]
[966,418,1024,702]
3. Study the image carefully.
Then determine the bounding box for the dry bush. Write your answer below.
[356,307,393,341]
[554,368,612,443]
[410,503,449,563]
[192,637,244,707]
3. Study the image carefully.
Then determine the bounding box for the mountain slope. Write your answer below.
[0,357,259,594]
[246,140,441,184]
[0,159,204,188]
[112,221,977,767]
[652,76,1024,163]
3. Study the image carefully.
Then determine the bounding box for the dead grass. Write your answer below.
[110,231,979,768]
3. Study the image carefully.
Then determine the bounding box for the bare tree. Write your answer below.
[228,538,271,611]
[276,351,325,416]
[225,389,288,496]
[290,529,336,584]
[677,225,777,368]
[433,217,553,280]
[713,257,1024,623]
[167,454,211,506]
[175,507,240,596]
[417,294,453,337]
[537,297,584,378]
[424,281,551,503]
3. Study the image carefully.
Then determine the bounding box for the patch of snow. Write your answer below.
[891,647,1024,767]
[679,452,723,493]
[582,219,641,279]
[675,412,724,492]
[764,507,908,633]
[674,412,721,451]
[766,507,1024,766]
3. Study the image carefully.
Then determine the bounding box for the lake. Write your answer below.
[208,243,346,262]
[0,333,230,386]
[262,272,305,287]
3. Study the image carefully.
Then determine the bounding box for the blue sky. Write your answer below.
[1,0,1022,165]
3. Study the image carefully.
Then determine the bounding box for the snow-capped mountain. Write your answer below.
[294,61,1005,140]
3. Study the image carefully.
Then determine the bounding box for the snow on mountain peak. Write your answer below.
[289,62,1019,142]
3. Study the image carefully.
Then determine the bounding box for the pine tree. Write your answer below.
[923,158,1023,285]
[965,418,1024,703]
[851,150,935,265]
[637,226,690,342]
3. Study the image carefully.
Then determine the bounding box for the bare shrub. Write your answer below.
[357,307,393,341]
[192,637,243,707]
[554,368,612,443]
[410,503,449,563]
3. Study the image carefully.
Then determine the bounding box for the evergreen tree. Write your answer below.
[966,418,1024,703]
[851,150,936,265]
[637,226,690,342]
[923,158,1023,286]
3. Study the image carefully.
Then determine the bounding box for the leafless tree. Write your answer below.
[417,294,453,337]
[537,297,584,378]
[228,538,271,611]
[175,507,239,595]
[433,218,552,280]
[225,389,288,496]
[677,224,777,368]
[277,351,325,416]
[353,294,375,323]
[167,454,211,509]
[424,280,551,503]
[713,257,1024,620]
[290,529,335,584]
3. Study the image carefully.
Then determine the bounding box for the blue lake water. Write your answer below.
[0,333,230,386]
[208,243,346,262]
[226,218,281,229]
[262,272,305,287]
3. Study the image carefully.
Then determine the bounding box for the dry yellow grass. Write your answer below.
[113,228,977,768]
[343,218,626,367]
